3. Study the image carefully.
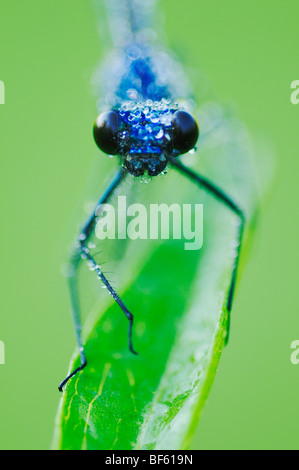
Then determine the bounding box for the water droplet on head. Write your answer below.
[154,128,164,139]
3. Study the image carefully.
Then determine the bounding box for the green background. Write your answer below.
[0,0,298,450]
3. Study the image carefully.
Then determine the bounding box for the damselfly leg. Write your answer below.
[169,156,245,343]
[58,169,137,392]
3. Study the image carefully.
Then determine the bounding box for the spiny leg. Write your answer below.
[58,269,88,392]
[169,157,245,345]
[59,168,137,392]
[82,247,137,355]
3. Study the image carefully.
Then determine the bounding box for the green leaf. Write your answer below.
[53,104,258,450]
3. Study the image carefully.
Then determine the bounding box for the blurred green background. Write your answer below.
[0,0,298,450]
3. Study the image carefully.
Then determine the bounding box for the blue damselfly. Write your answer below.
[59,0,251,392]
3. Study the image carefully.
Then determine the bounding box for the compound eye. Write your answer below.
[172,111,199,154]
[93,111,119,155]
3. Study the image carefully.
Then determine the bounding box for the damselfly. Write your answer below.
[59,0,246,392]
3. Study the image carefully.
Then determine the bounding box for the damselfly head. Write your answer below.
[93,102,199,177]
